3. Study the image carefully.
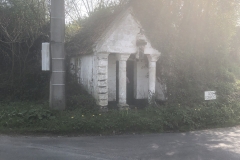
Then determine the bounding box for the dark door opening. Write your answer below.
[127,61,134,105]
[116,61,119,103]
[116,60,134,105]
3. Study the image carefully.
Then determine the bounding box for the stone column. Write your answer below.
[147,54,160,103]
[117,54,131,109]
[97,52,110,111]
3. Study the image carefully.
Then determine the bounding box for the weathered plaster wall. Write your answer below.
[107,56,165,101]
[93,52,109,106]
[107,55,152,102]
[134,60,149,99]
[133,59,165,101]
[92,55,98,100]
[96,12,159,56]
[78,54,94,95]
[108,54,117,101]
[72,53,165,104]
[69,10,165,105]
[96,13,139,54]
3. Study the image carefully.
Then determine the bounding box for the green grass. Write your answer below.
[0,101,240,135]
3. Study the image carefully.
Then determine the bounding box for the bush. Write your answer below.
[65,70,98,113]
[0,1,50,101]
[1,101,240,134]
[0,102,54,129]
[132,0,240,106]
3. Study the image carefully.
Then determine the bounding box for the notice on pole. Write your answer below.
[41,43,50,71]
[204,91,216,100]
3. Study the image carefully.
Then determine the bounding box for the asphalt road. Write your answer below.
[1,126,240,160]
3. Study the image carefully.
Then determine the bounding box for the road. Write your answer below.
[1,126,240,160]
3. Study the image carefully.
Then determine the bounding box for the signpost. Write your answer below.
[49,0,66,110]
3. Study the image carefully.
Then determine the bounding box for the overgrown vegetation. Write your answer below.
[66,0,240,106]
[65,2,126,54]
[132,0,240,105]
[0,0,50,101]
[65,70,99,113]
[1,0,240,134]
[1,101,240,134]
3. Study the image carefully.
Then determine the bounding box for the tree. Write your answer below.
[65,0,128,21]
[65,0,129,40]
[132,0,240,104]
[0,0,49,100]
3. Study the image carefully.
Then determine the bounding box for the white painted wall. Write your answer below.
[69,10,165,104]
[133,59,165,100]
[134,60,149,99]
[73,53,165,103]
[107,55,166,101]
[96,13,139,54]
[92,54,98,100]
[94,52,110,106]
[77,54,94,95]
[108,54,117,101]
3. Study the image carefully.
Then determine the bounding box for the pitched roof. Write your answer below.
[66,6,127,56]
[66,5,161,57]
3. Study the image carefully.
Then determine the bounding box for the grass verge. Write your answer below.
[0,101,240,135]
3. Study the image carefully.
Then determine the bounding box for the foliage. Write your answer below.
[132,0,240,105]
[65,3,127,55]
[1,101,240,134]
[0,0,240,137]
[65,0,129,20]
[65,0,129,42]
[0,102,55,128]
[0,0,50,101]
[66,0,240,107]
[65,69,99,113]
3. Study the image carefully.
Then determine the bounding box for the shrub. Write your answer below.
[1,101,240,134]
[65,70,98,113]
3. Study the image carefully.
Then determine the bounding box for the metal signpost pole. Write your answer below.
[50,0,66,110]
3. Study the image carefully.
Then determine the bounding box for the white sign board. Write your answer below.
[42,43,50,71]
[204,91,216,100]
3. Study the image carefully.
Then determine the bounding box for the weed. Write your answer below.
[1,101,240,134]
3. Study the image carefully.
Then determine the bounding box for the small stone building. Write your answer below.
[68,8,165,109]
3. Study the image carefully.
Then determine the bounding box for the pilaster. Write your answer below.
[147,53,160,103]
[96,52,110,108]
[117,54,131,109]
